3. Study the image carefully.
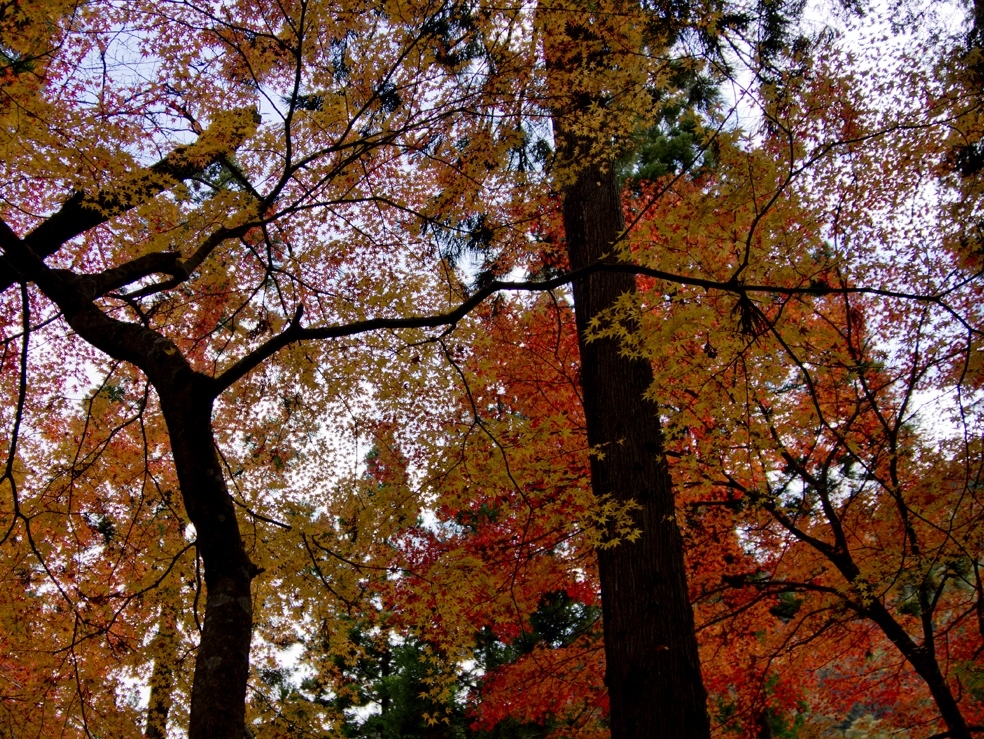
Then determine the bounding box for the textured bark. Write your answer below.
[538,0,711,730]
[560,153,711,738]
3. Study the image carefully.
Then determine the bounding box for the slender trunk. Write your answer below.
[560,153,710,737]
[145,599,178,739]
[861,597,970,739]
[8,263,257,737]
[160,385,255,739]
[818,545,971,739]
[909,653,971,739]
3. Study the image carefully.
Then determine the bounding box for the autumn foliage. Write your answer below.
[1,0,984,737]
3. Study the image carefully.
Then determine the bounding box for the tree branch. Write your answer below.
[89,252,188,297]
[1,108,258,294]
[209,261,966,396]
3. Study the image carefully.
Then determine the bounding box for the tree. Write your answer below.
[2,0,983,737]
[360,4,984,736]
[0,0,547,734]
[0,0,737,732]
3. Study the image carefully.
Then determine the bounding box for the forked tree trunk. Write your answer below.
[825,553,972,739]
[559,150,711,738]
[0,116,262,738]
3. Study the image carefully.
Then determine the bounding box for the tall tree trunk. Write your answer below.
[559,148,711,737]
[538,0,711,732]
[159,385,256,739]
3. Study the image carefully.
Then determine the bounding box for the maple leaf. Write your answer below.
[0,1,982,739]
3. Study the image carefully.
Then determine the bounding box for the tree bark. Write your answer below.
[538,0,711,732]
[559,151,711,737]
[160,387,256,739]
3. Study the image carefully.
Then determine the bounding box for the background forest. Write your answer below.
[0,0,983,736]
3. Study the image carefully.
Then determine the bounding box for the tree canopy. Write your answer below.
[0,0,983,737]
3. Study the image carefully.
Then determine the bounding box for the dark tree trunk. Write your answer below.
[539,1,711,730]
[68,321,256,739]
[560,153,711,737]
[828,553,972,739]
[0,245,257,737]
[0,118,263,737]
[160,386,256,739]
[905,647,971,739]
